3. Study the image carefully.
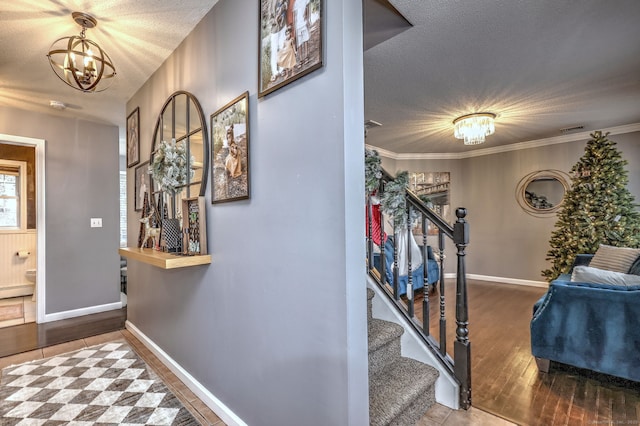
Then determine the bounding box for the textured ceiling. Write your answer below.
[1,1,639,156]
[0,0,219,149]
[364,0,640,154]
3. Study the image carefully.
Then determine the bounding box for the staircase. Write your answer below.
[368,289,439,425]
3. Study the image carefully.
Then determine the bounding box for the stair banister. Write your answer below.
[367,166,472,410]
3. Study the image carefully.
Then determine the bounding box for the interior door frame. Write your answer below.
[0,133,46,323]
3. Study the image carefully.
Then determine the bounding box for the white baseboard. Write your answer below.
[444,273,548,288]
[125,320,247,426]
[42,301,123,323]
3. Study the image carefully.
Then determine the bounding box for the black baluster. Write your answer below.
[422,215,430,333]
[367,196,373,272]
[407,205,414,317]
[453,207,471,409]
[438,228,446,357]
[379,181,386,288]
[392,223,399,300]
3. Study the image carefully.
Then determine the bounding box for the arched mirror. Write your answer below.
[516,170,570,216]
[150,91,209,217]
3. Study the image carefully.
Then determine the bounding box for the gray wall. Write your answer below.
[390,131,640,282]
[0,105,121,313]
[126,1,368,425]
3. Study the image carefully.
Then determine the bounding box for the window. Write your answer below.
[119,170,127,246]
[0,160,26,230]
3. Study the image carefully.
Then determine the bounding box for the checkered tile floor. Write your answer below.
[0,342,200,425]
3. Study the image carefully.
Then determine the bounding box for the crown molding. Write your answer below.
[369,123,640,161]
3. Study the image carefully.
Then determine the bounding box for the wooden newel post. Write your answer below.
[453,207,471,409]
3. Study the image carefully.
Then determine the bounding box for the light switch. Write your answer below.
[90,218,103,228]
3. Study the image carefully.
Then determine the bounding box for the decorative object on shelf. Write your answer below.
[516,170,570,217]
[211,92,250,203]
[47,12,116,93]
[258,0,323,97]
[542,131,640,281]
[134,161,149,211]
[140,214,161,250]
[453,112,496,145]
[150,139,194,194]
[160,218,182,253]
[127,108,140,168]
[182,197,207,255]
[138,190,152,248]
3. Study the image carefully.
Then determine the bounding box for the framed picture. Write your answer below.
[182,196,207,255]
[134,161,150,212]
[210,92,250,204]
[258,0,323,98]
[127,107,140,168]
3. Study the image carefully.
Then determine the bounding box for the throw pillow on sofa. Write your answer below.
[571,265,640,286]
[588,244,640,273]
[629,256,640,276]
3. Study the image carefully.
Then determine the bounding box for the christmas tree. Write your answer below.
[542,131,640,280]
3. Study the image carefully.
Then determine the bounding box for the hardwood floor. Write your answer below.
[4,284,639,424]
[408,279,640,425]
[0,307,126,358]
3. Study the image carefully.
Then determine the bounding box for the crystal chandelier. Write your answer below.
[453,112,496,145]
[47,12,116,93]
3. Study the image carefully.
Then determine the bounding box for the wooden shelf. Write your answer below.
[119,247,211,269]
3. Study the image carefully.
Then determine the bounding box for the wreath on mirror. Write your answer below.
[150,139,194,194]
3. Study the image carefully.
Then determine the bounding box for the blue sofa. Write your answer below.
[373,238,440,295]
[531,254,640,382]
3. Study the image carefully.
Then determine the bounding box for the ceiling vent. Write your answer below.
[365,120,382,129]
[560,125,584,134]
[364,120,382,138]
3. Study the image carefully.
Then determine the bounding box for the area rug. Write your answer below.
[0,341,201,425]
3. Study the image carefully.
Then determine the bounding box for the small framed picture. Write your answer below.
[134,161,150,212]
[258,0,323,98]
[127,107,140,168]
[182,196,207,255]
[210,92,250,204]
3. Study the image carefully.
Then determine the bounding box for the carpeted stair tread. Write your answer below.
[369,356,439,426]
[368,318,404,353]
[368,319,404,375]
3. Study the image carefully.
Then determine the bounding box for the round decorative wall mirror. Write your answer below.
[150,91,209,215]
[516,170,570,216]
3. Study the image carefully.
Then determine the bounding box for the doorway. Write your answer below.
[0,134,46,325]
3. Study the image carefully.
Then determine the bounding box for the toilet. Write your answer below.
[25,269,36,301]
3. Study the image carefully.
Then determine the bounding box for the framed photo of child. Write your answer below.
[210,92,250,204]
[126,107,140,168]
[258,0,323,98]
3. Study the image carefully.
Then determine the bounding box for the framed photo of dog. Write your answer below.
[258,0,323,98]
[210,92,250,204]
